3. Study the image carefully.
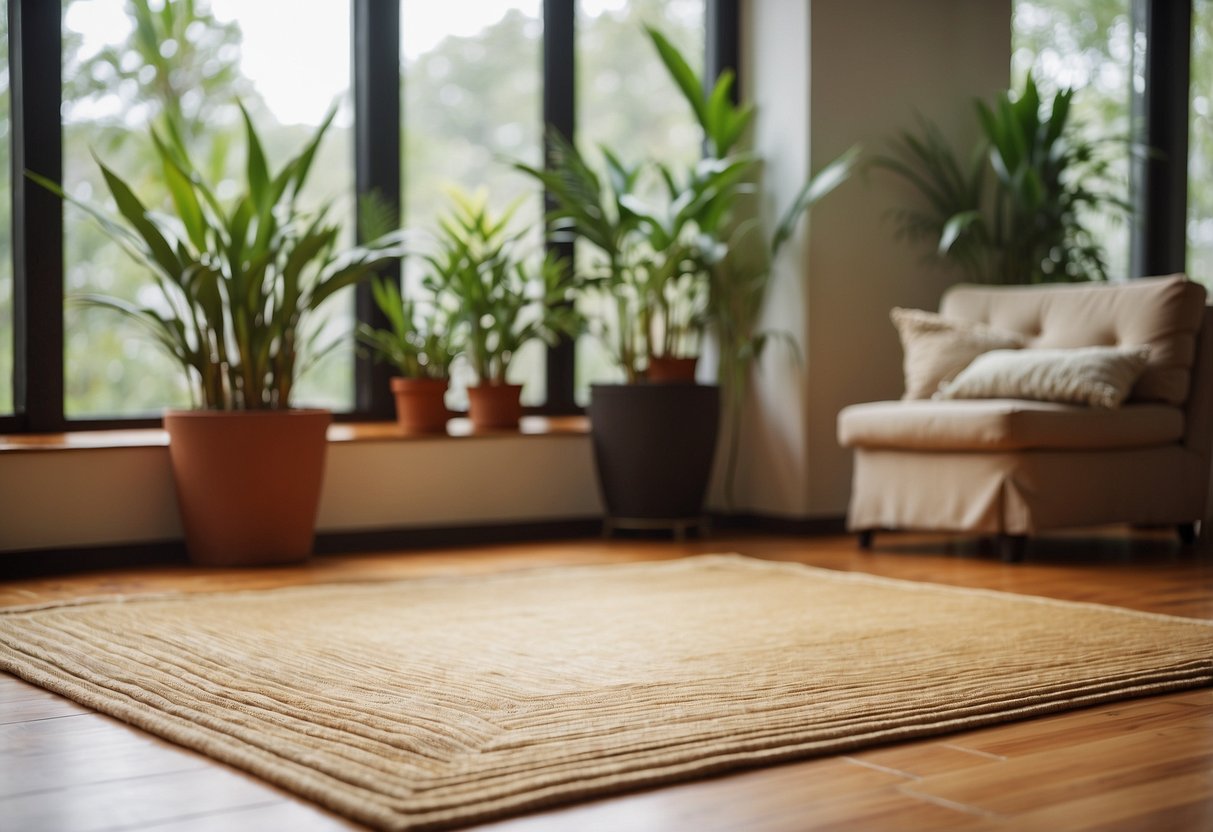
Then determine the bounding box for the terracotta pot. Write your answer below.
[390,377,450,434]
[466,383,523,430]
[164,409,331,567]
[646,356,699,383]
[588,383,719,520]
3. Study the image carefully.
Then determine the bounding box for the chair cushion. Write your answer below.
[890,307,1027,399]
[935,345,1152,409]
[940,275,1207,406]
[837,399,1185,452]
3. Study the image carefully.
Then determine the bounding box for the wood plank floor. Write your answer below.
[2,529,1211,831]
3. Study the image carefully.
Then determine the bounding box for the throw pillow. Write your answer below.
[934,345,1153,409]
[891,308,1027,400]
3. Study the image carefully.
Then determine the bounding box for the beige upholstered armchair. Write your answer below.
[837,275,1212,561]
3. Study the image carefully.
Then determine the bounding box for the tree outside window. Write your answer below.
[1011,0,1133,281]
[61,0,354,418]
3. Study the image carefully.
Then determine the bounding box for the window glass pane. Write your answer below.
[401,3,543,408]
[0,0,10,415]
[1011,1,1133,281]
[575,0,704,404]
[1191,0,1213,287]
[62,0,353,418]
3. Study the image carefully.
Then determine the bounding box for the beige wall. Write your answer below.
[721,0,1011,517]
[1,2,1013,552]
[0,437,601,552]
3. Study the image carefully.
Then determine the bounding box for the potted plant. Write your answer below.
[873,73,1130,284]
[358,277,459,434]
[519,27,856,520]
[33,106,404,566]
[423,189,582,430]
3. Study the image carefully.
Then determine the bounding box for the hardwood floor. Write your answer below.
[2,530,1211,831]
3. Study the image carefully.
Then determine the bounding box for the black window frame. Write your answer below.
[0,0,739,432]
[7,1,1194,434]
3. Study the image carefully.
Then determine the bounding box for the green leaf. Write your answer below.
[772,145,860,257]
[645,25,708,131]
[95,157,182,279]
[238,102,270,212]
[938,210,981,255]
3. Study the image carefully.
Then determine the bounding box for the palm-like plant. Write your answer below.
[875,74,1130,284]
[423,189,582,385]
[357,277,458,381]
[519,25,856,505]
[33,105,405,410]
[516,27,761,382]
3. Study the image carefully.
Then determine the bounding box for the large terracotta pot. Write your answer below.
[390,377,450,434]
[164,409,331,567]
[466,383,523,430]
[588,383,719,521]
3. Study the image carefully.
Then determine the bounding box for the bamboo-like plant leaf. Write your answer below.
[772,146,860,257]
[95,158,182,279]
[644,25,708,131]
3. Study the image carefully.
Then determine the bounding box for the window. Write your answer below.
[401,2,544,408]
[5,0,729,432]
[1011,0,1135,281]
[575,0,705,403]
[1191,0,1213,287]
[61,0,353,418]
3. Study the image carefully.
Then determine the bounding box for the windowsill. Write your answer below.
[0,415,590,453]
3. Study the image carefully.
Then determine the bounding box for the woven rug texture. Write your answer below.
[2,554,1211,830]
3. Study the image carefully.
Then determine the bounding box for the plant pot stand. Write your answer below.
[601,515,711,542]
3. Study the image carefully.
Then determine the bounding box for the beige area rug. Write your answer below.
[2,555,1212,831]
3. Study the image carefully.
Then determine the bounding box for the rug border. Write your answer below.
[3,552,1212,631]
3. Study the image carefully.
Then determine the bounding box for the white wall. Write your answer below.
[722,0,1011,517]
[0,436,601,552]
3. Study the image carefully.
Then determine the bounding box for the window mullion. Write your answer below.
[542,0,577,413]
[706,0,740,97]
[352,0,402,419]
[1131,0,1193,278]
[11,0,65,432]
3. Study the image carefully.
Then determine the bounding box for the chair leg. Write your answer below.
[857,530,874,551]
[1177,522,1198,547]
[997,534,1027,563]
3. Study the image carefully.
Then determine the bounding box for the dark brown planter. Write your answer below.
[646,356,699,383]
[164,409,331,567]
[390,377,450,434]
[588,383,719,521]
[467,383,523,430]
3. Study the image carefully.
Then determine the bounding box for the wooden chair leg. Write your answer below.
[1177,522,1198,547]
[857,530,874,551]
[998,534,1027,563]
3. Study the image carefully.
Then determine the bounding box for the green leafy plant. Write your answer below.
[875,73,1130,284]
[520,25,857,504]
[423,189,583,385]
[357,277,459,381]
[32,105,404,410]
[516,27,762,382]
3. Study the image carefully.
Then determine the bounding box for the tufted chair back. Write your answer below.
[940,275,1207,406]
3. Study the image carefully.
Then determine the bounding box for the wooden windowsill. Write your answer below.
[0,415,590,454]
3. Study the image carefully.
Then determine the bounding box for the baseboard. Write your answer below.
[0,540,191,580]
[312,518,604,554]
[0,513,848,579]
[710,512,848,535]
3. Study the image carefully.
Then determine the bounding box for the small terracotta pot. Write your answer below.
[646,356,699,383]
[466,383,523,430]
[164,409,331,567]
[390,377,450,434]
